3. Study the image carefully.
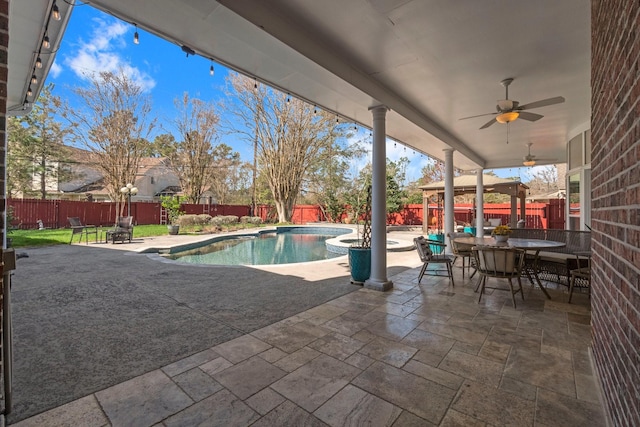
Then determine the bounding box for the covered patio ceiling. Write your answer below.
[7,0,590,171]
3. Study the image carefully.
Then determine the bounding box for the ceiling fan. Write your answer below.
[460,78,565,129]
[522,142,556,167]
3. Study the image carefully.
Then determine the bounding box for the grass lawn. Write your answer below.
[8,223,265,248]
[9,224,170,248]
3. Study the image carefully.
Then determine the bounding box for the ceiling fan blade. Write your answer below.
[480,118,497,129]
[459,112,496,120]
[519,96,565,110]
[518,111,544,122]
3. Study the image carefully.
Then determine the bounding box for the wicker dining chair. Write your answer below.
[414,236,455,286]
[473,246,525,308]
[447,232,476,279]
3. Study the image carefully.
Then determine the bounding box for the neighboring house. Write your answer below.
[133,157,181,201]
[24,145,183,202]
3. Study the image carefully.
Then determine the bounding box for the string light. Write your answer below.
[52,1,61,21]
[287,94,290,103]
[209,62,214,76]
[313,105,317,114]
[254,78,258,89]
[31,74,38,84]
[42,35,50,49]
[35,56,42,68]
[27,87,33,97]
[133,24,139,44]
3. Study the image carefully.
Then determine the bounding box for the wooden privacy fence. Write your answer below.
[7,198,565,230]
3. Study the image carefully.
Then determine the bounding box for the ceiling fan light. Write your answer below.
[523,159,536,167]
[496,111,519,124]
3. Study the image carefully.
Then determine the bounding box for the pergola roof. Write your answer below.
[419,174,529,197]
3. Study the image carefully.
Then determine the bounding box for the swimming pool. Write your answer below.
[163,226,351,266]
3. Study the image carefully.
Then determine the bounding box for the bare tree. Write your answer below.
[61,70,155,202]
[169,93,221,204]
[527,166,559,193]
[226,74,343,222]
[207,143,241,204]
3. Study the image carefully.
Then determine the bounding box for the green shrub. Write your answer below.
[240,216,263,225]
[211,215,239,226]
[176,214,212,227]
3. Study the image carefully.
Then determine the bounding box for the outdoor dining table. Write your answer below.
[453,236,566,299]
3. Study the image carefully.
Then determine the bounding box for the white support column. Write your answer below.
[443,149,455,253]
[365,105,393,292]
[510,195,518,227]
[475,169,484,237]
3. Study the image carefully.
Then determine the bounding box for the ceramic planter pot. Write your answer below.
[348,246,371,285]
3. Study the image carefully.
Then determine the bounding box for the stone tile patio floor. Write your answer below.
[10,265,605,427]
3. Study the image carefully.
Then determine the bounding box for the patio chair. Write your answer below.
[105,216,133,244]
[447,232,476,279]
[68,217,98,244]
[473,246,525,308]
[414,236,455,286]
[569,251,591,303]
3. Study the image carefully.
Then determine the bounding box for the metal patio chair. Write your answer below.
[68,217,98,244]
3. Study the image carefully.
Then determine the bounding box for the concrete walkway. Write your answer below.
[6,230,605,426]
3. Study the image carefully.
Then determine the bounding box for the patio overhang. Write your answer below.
[72,0,590,171]
[7,0,74,115]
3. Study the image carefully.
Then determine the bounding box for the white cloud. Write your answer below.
[49,61,62,78]
[65,18,155,91]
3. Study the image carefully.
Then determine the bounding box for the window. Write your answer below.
[568,173,581,231]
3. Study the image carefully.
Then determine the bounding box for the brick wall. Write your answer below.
[0,0,7,411]
[591,0,640,426]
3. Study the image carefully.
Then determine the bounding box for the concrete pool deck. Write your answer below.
[6,228,605,426]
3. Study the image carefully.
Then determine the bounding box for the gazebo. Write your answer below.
[419,174,529,233]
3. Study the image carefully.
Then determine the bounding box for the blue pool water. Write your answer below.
[165,227,349,266]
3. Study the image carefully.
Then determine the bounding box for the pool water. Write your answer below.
[165,228,348,265]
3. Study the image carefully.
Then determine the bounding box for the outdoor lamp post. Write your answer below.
[120,183,138,217]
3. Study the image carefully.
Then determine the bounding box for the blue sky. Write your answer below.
[47,4,532,184]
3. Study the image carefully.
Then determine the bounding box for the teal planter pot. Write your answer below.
[349,247,371,285]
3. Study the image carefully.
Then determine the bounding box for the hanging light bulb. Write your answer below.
[287,94,290,103]
[36,56,42,69]
[254,78,258,89]
[52,1,61,21]
[336,115,339,123]
[209,63,214,76]
[313,105,317,114]
[42,35,50,49]
[27,86,33,97]
[31,74,38,84]
[133,25,139,44]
